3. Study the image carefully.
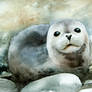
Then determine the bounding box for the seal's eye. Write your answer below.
[54,31,60,37]
[74,28,81,33]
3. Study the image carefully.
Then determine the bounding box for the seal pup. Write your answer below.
[47,19,90,70]
[8,20,90,84]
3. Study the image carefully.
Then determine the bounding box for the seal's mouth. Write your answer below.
[64,44,79,50]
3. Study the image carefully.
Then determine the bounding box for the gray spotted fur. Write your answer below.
[8,23,89,83]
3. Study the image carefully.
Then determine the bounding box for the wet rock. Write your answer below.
[0,32,11,63]
[79,89,92,92]
[21,73,82,92]
[79,88,92,92]
[0,32,13,74]
[84,80,92,85]
[0,72,12,78]
[0,78,18,92]
[89,65,92,72]
[79,80,92,92]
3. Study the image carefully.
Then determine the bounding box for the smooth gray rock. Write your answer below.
[0,32,13,74]
[0,32,10,63]
[84,80,92,85]
[21,73,82,92]
[79,80,92,92]
[79,89,92,92]
[0,78,18,92]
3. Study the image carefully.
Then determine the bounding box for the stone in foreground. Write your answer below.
[79,80,92,92]
[79,89,92,92]
[0,78,17,92]
[21,73,82,92]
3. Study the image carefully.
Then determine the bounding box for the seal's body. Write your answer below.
[8,24,50,82]
[8,19,91,82]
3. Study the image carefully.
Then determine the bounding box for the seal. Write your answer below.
[47,19,90,69]
[8,19,90,83]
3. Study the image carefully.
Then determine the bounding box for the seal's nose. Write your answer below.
[66,35,72,41]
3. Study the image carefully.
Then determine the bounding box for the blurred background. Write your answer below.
[0,0,91,33]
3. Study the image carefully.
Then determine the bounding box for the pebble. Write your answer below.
[0,78,18,92]
[79,80,92,92]
[21,73,82,92]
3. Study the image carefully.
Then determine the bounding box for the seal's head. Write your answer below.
[47,19,89,68]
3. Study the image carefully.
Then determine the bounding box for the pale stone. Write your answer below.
[0,32,12,67]
[84,80,92,84]
[21,73,82,92]
[0,78,18,92]
[79,89,92,92]
[79,80,92,92]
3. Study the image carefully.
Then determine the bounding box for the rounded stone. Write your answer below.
[84,80,92,85]
[0,78,18,92]
[79,88,92,92]
[21,73,82,92]
[79,80,92,92]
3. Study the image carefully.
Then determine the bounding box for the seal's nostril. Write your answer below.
[66,35,72,40]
